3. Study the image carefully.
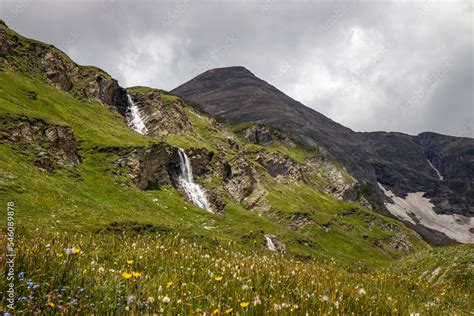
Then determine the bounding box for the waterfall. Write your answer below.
[264,235,277,251]
[177,148,212,212]
[426,158,443,180]
[126,94,148,135]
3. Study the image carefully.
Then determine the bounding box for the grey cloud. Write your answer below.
[1,0,472,137]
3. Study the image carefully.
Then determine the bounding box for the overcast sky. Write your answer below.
[1,0,473,137]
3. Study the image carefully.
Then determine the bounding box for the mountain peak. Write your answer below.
[197,66,256,81]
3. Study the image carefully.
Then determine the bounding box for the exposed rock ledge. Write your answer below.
[0,117,81,171]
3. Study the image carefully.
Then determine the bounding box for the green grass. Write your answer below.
[0,232,471,314]
[0,70,149,149]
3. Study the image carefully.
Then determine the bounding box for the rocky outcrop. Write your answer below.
[0,117,81,171]
[115,144,224,212]
[256,151,305,182]
[186,147,214,177]
[305,156,359,201]
[116,143,179,190]
[239,124,296,147]
[0,23,11,57]
[0,22,129,116]
[288,212,315,230]
[127,88,193,137]
[223,157,258,203]
[241,125,273,145]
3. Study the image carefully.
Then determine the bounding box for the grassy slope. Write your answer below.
[3,232,471,315]
[0,24,471,314]
[0,69,429,268]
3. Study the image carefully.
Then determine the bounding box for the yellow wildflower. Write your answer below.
[47,302,55,308]
[127,259,134,265]
[225,307,233,314]
[73,247,81,254]
[212,309,220,315]
[240,302,250,308]
[215,276,223,281]
[121,272,132,279]
[166,281,173,288]
[132,271,141,278]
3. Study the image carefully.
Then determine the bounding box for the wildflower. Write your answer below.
[212,309,220,315]
[253,297,262,306]
[225,307,233,314]
[196,308,203,313]
[166,281,173,288]
[73,247,81,254]
[320,295,329,302]
[273,304,281,311]
[127,295,135,303]
[358,288,366,296]
[162,296,170,304]
[282,303,289,308]
[215,276,223,281]
[240,302,250,308]
[241,284,249,290]
[98,267,105,274]
[132,271,141,278]
[127,259,134,265]
[410,313,420,316]
[47,302,55,308]
[147,297,155,304]
[121,272,132,279]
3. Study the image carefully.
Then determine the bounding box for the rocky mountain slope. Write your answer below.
[0,21,431,266]
[172,67,474,245]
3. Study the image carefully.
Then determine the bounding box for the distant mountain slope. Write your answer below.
[172,67,474,245]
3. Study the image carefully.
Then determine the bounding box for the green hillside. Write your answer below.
[0,21,471,314]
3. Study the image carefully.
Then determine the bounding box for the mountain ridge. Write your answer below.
[172,66,474,245]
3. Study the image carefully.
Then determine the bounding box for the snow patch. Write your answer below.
[378,183,473,243]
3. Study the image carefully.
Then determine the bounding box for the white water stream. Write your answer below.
[264,235,277,251]
[177,149,211,212]
[127,94,148,135]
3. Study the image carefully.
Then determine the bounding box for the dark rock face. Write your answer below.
[172,66,474,243]
[241,125,273,145]
[186,148,214,177]
[0,117,81,171]
[127,89,193,137]
[116,143,180,190]
[115,144,224,212]
[255,151,305,182]
[223,157,258,202]
[0,27,11,57]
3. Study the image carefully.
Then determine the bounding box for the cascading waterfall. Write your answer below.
[177,148,212,212]
[264,235,277,251]
[126,94,148,135]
